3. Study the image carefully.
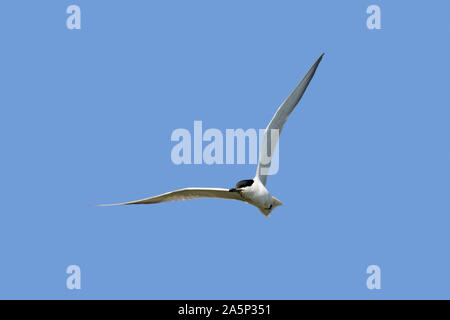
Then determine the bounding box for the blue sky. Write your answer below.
[0,0,449,299]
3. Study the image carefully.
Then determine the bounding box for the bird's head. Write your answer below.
[260,196,283,217]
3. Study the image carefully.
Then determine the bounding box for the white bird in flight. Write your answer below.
[100,54,324,217]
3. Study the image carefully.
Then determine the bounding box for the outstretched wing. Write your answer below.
[256,54,324,186]
[98,188,244,206]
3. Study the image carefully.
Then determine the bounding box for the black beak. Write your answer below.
[229,188,237,192]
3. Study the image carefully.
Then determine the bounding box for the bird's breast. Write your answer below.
[241,184,271,209]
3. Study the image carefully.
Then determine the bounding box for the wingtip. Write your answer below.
[95,203,123,207]
[317,53,325,63]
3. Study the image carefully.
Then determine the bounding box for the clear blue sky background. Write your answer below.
[0,1,449,299]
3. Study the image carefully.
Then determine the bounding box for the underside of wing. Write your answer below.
[256,54,324,185]
[98,188,244,206]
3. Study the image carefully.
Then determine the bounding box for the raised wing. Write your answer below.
[98,188,244,206]
[256,54,324,186]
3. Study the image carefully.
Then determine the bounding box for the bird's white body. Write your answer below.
[99,54,323,217]
[239,177,277,217]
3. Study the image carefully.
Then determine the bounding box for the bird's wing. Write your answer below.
[98,187,244,206]
[256,54,324,186]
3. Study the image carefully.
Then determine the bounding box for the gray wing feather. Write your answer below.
[256,54,324,186]
[98,188,244,206]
